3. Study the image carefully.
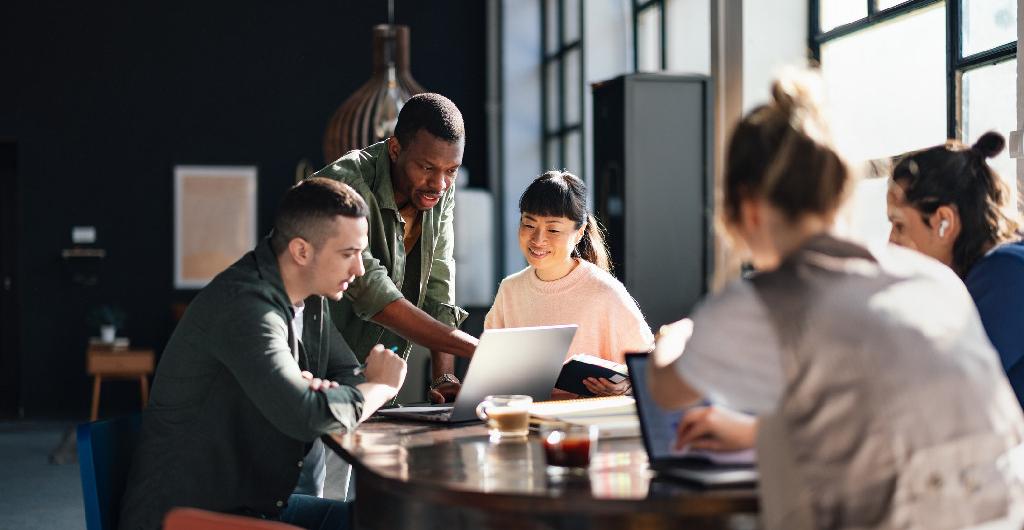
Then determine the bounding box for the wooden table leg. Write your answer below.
[140,374,149,409]
[90,375,102,421]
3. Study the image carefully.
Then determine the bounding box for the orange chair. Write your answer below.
[163,508,303,530]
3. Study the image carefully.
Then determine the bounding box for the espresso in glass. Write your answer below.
[541,423,598,473]
[476,395,533,441]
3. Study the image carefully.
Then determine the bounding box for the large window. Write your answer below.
[812,0,1017,245]
[541,0,585,178]
[811,0,1017,181]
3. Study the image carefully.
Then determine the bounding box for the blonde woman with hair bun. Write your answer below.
[648,70,1024,529]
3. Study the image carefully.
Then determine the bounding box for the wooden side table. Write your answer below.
[86,347,155,421]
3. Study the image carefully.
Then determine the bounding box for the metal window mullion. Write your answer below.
[579,0,586,182]
[632,0,639,72]
[659,0,667,70]
[544,40,581,63]
[544,123,582,139]
[956,42,1018,70]
[947,0,960,140]
[809,0,821,62]
[558,0,566,169]
[867,0,877,16]
[541,0,549,170]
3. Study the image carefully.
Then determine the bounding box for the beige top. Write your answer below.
[484,260,654,363]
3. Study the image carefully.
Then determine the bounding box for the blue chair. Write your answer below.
[77,414,141,530]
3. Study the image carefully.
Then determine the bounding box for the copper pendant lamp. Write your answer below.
[322,5,425,163]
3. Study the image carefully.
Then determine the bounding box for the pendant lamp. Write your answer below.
[322,22,425,163]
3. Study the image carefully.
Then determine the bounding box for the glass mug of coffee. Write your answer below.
[475,395,533,441]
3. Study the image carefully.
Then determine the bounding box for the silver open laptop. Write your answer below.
[377,324,578,423]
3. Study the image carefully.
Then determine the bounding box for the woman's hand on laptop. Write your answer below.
[674,405,757,452]
[582,377,630,396]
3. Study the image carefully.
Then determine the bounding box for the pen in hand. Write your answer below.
[352,345,399,376]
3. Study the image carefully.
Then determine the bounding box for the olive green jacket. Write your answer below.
[312,141,468,360]
[119,238,365,530]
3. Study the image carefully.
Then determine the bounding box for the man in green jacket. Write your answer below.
[312,93,478,404]
[119,178,407,530]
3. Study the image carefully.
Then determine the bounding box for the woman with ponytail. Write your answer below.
[887,131,1024,406]
[484,171,653,396]
[648,71,1024,528]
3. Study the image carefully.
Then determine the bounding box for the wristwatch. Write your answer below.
[429,373,460,390]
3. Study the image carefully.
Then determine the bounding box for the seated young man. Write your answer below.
[118,178,407,530]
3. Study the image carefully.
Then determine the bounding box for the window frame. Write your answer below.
[809,0,1017,142]
[633,0,667,71]
[540,0,586,177]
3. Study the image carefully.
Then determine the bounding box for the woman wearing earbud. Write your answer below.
[484,171,653,397]
[887,132,1024,408]
[647,72,1024,528]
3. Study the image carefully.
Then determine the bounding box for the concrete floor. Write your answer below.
[0,419,368,530]
[0,421,85,530]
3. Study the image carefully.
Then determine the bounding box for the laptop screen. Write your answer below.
[625,353,685,463]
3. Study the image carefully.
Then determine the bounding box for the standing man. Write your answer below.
[313,93,477,403]
[119,178,407,530]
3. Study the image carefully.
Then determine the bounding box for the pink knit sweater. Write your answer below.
[484,260,654,364]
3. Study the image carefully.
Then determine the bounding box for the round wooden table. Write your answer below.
[324,418,759,530]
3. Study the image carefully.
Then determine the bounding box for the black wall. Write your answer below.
[0,1,488,417]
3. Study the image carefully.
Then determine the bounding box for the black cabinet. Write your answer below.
[592,74,713,328]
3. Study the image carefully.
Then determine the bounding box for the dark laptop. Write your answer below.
[626,352,758,487]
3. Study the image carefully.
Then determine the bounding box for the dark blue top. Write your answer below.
[965,240,1024,409]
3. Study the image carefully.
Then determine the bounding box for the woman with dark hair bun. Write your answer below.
[887,131,1024,407]
[484,171,653,397]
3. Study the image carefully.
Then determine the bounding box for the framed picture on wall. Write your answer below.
[174,165,258,289]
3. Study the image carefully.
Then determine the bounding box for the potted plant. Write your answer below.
[88,304,126,343]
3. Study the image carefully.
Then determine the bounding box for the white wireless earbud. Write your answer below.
[939,219,949,238]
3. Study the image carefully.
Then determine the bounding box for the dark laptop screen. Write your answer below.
[625,353,685,463]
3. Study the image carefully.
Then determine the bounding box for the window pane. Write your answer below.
[637,6,662,72]
[546,61,560,133]
[819,0,867,32]
[843,177,893,248]
[962,0,1017,57]
[565,131,583,176]
[564,49,582,125]
[877,0,912,10]
[546,0,560,55]
[821,3,947,162]
[665,0,711,74]
[962,59,1018,197]
[564,0,580,45]
[545,138,562,170]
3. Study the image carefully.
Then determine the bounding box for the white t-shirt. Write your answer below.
[671,279,784,415]
[292,302,305,343]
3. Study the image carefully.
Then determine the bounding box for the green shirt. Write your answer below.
[119,238,365,529]
[312,141,468,360]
